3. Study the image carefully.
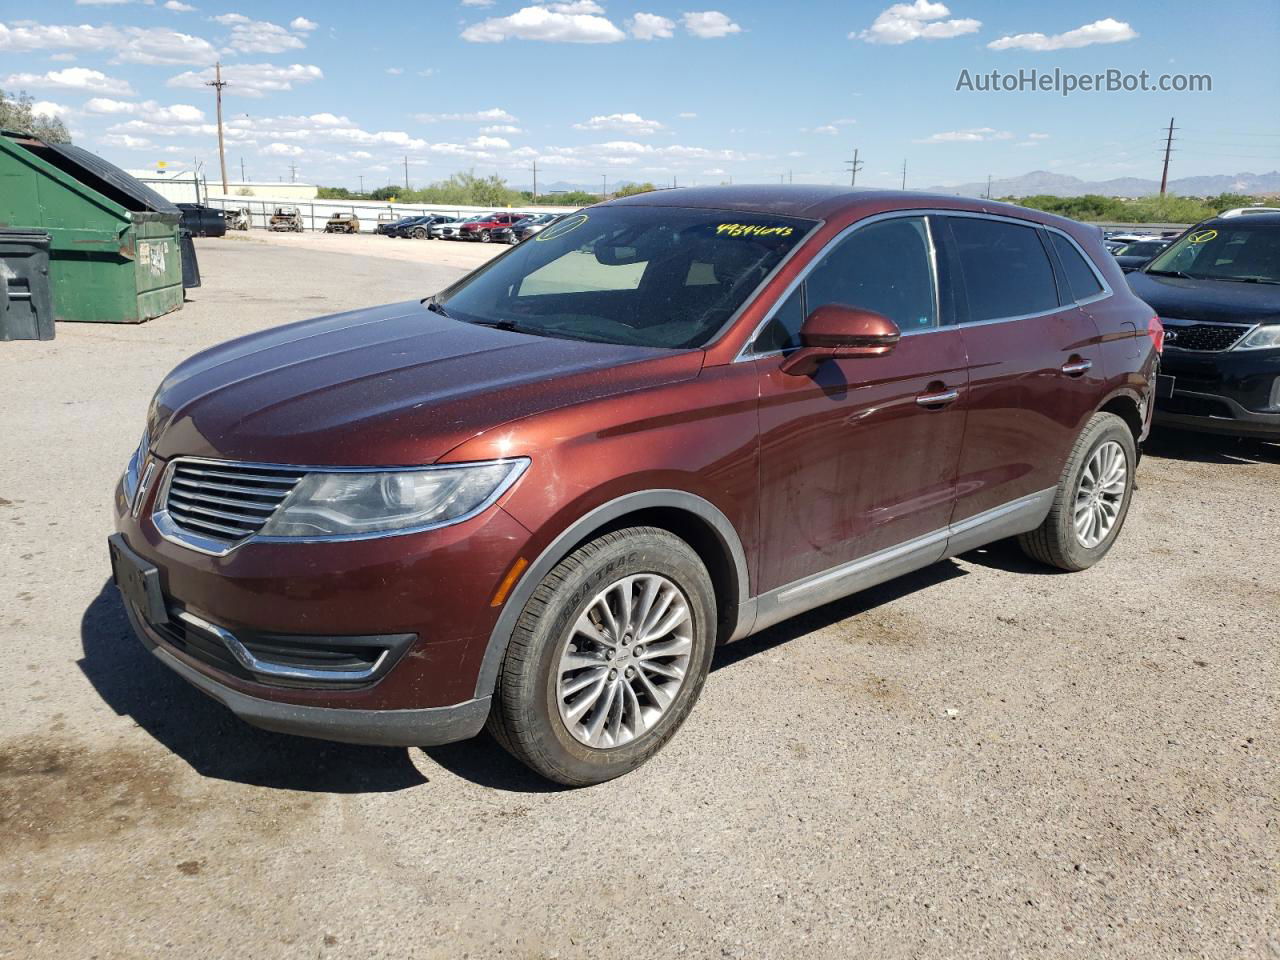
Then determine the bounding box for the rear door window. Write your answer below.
[1048,232,1104,302]
[948,217,1060,322]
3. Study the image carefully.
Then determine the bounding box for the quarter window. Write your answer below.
[948,217,1060,322]
[1048,232,1104,302]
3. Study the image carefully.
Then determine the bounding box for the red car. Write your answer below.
[110,186,1160,785]
[459,212,525,242]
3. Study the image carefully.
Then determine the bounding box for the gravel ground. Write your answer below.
[1,235,1276,960]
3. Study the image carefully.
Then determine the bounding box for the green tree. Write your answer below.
[615,182,658,197]
[0,88,71,143]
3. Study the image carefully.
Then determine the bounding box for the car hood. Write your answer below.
[1127,271,1280,325]
[149,300,702,466]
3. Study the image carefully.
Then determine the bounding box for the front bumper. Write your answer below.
[1154,347,1280,440]
[112,466,532,720]
[124,602,490,745]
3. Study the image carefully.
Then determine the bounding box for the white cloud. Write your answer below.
[100,133,152,149]
[915,127,1014,143]
[167,62,323,97]
[682,11,741,38]
[414,107,518,123]
[0,22,217,65]
[263,142,304,156]
[678,111,697,119]
[480,124,523,134]
[629,12,675,39]
[85,98,205,123]
[461,0,494,5]
[987,18,1137,52]
[214,14,307,53]
[164,1,196,10]
[470,135,511,149]
[461,4,626,43]
[855,0,980,44]
[573,112,665,135]
[386,67,404,75]
[3,67,133,95]
[812,125,838,135]
[1028,132,1049,139]
[289,17,318,31]
[30,100,71,119]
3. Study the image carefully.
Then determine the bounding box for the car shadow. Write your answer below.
[78,580,427,793]
[81,559,973,796]
[1143,427,1280,465]
[711,559,968,672]
[957,538,1068,577]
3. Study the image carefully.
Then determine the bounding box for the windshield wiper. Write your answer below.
[425,297,451,318]
[1145,269,1196,279]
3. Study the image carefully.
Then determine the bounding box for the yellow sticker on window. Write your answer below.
[535,213,589,241]
[1188,229,1217,244]
[716,223,795,238]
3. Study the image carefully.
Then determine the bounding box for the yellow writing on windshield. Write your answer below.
[1188,229,1218,244]
[716,223,795,238]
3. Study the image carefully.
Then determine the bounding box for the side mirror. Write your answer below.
[779,304,901,376]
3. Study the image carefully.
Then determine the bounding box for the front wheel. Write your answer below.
[487,527,717,786]
[1018,411,1137,571]
[478,229,492,243]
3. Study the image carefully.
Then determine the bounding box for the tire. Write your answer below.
[479,229,492,243]
[413,227,427,239]
[1018,412,1137,571]
[487,527,717,786]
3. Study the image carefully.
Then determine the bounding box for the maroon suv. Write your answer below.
[460,212,524,242]
[110,187,1160,785]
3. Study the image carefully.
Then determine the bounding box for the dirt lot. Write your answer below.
[1,233,1276,959]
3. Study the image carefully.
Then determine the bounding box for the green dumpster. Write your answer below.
[0,129,184,324]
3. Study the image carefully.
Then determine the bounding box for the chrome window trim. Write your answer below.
[738,208,1114,362]
[152,455,531,557]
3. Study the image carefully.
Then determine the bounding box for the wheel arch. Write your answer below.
[473,490,751,700]
[1097,389,1145,446]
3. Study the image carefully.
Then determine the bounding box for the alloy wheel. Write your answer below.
[555,573,693,749]
[1074,440,1127,548]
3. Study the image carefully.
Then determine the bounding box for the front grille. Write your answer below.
[1161,394,1235,419]
[163,460,304,544]
[1160,319,1252,352]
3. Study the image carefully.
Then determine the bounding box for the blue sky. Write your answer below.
[3,0,1277,190]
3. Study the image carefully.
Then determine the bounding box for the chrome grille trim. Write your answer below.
[1159,317,1257,352]
[155,458,304,556]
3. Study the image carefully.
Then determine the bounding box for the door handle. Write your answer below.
[1061,358,1093,376]
[915,388,960,407]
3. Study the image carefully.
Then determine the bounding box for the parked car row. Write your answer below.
[375,211,567,243]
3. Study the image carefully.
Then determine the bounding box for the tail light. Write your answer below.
[1147,316,1164,354]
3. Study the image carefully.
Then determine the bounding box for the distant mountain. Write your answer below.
[923,169,1280,198]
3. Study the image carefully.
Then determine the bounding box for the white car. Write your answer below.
[432,215,488,240]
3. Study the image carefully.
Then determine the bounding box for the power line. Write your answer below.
[204,61,229,194]
[1159,116,1177,195]
[844,147,864,186]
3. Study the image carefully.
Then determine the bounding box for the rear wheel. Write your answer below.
[479,229,492,243]
[487,527,716,786]
[412,227,427,239]
[1018,412,1136,571]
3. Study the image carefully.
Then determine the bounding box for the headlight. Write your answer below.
[257,458,528,539]
[1234,324,1280,351]
[122,427,149,507]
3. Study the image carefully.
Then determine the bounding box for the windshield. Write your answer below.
[436,206,814,348]
[1146,222,1280,282]
[1117,241,1165,257]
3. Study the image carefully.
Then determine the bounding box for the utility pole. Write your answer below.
[601,173,607,198]
[901,159,907,190]
[358,174,364,194]
[1159,116,1176,195]
[985,174,992,199]
[239,156,245,183]
[788,169,793,184]
[288,161,297,183]
[845,148,864,186]
[403,155,410,191]
[205,61,229,195]
[530,159,538,199]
